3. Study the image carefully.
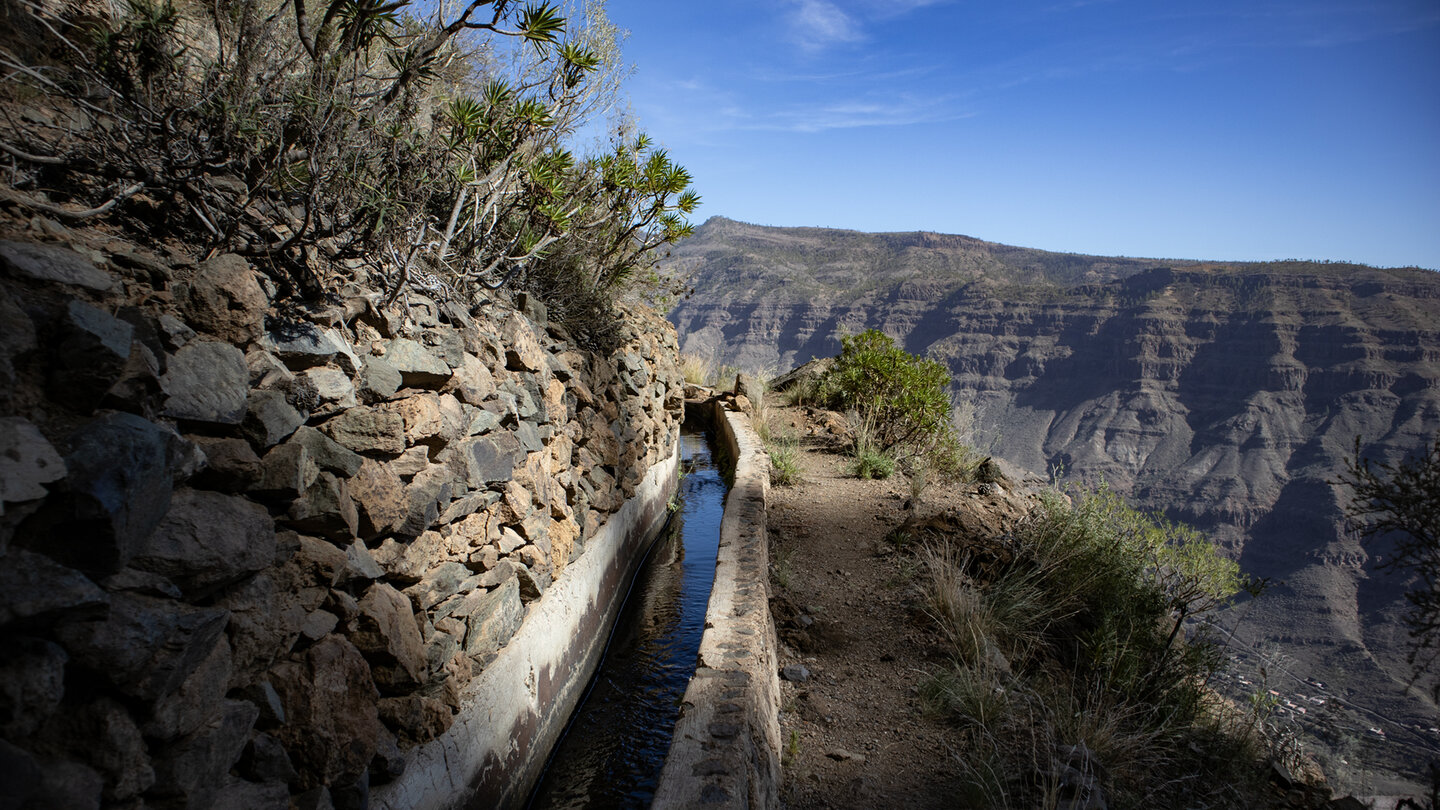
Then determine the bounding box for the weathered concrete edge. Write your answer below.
[652,401,782,809]
[371,444,680,810]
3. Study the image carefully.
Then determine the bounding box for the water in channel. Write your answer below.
[526,426,726,810]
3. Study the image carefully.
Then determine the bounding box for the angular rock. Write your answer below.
[215,574,304,690]
[131,488,275,598]
[284,472,359,541]
[50,299,133,410]
[304,366,357,409]
[56,592,229,702]
[357,356,402,404]
[210,777,292,810]
[144,634,233,742]
[395,464,454,538]
[0,418,65,513]
[16,413,175,574]
[241,388,305,448]
[189,436,263,492]
[384,338,451,388]
[348,458,406,539]
[322,405,406,456]
[300,609,339,641]
[239,732,299,785]
[75,697,155,801]
[262,323,359,371]
[271,635,380,789]
[420,327,466,369]
[459,579,523,659]
[150,699,259,810]
[449,352,495,406]
[391,445,431,478]
[502,312,545,372]
[28,756,104,810]
[285,427,360,478]
[0,636,66,738]
[343,540,384,582]
[0,239,114,291]
[251,441,318,501]
[403,562,478,611]
[370,722,406,785]
[238,681,287,730]
[180,253,266,346]
[161,341,250,425]
[352,583,426,694]
[377,695,452,747]
[380,394,445,447]
[456,432,523,489]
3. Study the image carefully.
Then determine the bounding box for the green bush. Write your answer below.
[768,439,802,487]
[822,329,952,456]
[852,448,895,480]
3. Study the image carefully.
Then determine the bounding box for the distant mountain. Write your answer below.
[665,216,1440,795]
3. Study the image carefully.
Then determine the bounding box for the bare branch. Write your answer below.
[0,182,145,220]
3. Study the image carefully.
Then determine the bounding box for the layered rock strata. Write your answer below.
[0,222,682,809]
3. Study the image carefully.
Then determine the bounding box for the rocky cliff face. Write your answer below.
[667,217,1440,791]
[0,219,682,808]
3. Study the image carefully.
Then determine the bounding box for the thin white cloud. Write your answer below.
[788,0,864,51]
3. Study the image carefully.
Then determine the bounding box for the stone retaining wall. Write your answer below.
[651,398,781,810]
[0,227,683,810]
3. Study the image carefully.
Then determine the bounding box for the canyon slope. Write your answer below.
[666,216,1440,793]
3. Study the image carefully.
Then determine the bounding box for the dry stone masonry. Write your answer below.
[0,224,683,810]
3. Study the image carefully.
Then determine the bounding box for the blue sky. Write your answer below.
[599,0,1440,269]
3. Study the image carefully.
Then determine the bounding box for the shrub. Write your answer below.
[678,353,711,385]
[821,329,951,456]
[2,0,698,311]
[916,482,1276,809]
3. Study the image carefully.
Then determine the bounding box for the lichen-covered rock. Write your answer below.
[262,323,359,372]
[161,340,250,423]
[357,356,402,404]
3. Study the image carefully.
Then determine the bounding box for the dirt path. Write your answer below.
[761,402,1034,809]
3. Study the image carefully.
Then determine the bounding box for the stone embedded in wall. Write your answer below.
[242,388,306,448]
[288,426,364,478]
[0,238,115,291]
[458,577,522,659]
[0,417,65,514]
[322,405,406,456]
[55,591,229,703]
[0,636,67,739]
[188,436,263,492]
[348,458,407,539]
[270,634,381,789]
[50,299,134,411]
[252,441,319,502]
[285,472,360,542]
[20,412,177,575]
[131,488,276,598]
[179,253,267,347]
[144,634,234,742]
[352,582,427,694]
[384,338,451,389]
[149,698,259,809]
[357,356,402,404]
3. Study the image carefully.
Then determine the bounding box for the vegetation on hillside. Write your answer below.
[0,0,697,345]
[916,484,1294,809]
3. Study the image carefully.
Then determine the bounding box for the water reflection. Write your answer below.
[527,428,726,810]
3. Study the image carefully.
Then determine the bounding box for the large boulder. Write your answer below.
[179,253,266,346]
